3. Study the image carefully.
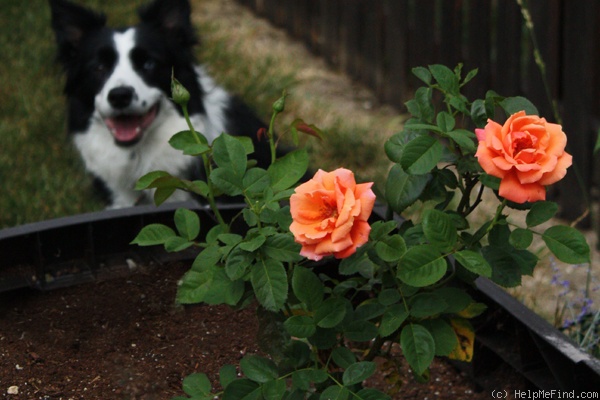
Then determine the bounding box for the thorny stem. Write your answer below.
[181,104,227,228]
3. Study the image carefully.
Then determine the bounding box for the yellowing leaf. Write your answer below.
[448,318,474,362]
[457,302,487,319]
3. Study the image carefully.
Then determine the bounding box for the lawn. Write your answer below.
[0,0,401,229]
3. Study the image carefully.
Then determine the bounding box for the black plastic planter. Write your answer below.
[1,203,599,391]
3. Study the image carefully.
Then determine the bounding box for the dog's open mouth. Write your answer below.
[104,104,159,145]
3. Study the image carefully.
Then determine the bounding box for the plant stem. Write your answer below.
[181,104,227,228]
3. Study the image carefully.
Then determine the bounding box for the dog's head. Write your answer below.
[49,0,201,145]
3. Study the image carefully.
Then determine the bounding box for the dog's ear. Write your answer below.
[49,0,106,64]
[138,0,197,47]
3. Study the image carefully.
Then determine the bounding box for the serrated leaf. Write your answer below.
[212,133,247,177]
[332,347,357,369]
[314,298,347,328]
[320,386,350,400]
[222,379,260,400]
[412,66,432,84]
[500,96,539,116]
[239,234,266,252]
[210,167,243,196]
[422,209,457,252]
[401,135,444,175]
[251,258,288,311]
[284,315,316,338]
[526,201,559,227]
[240,355,279,383]
[262,234,303,263]
[164,236,193,252]
[375,234,406,262]
[267,149,308,192]
[174,208,200,241]
[453,250,492,278]
[169,130,210,156]
[225,246,253,280]
[510,228,533,250]
[355,388,391,400]
[445,129,477,153]
[436,111,455,132]
[400,323,435,375]
[262,379,286,400]
[135,170,171,190]
[182,373,211,397]
[409,293,448,318]
[292,266,324,310]
[220,365,238,389]
[420,319,458,357]
[405,87,434,122]
[542,225,590,264]
[342,361,377,386]
[243,168,270,194]
[344,320,378,342]
[397,245,447,287]
[379,304,409,337]
[131,223,176,246]
[429,64,459,94]
[385,165,430,214]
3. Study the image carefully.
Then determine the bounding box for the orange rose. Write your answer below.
[475,111,572,203]
[290,168,376,261]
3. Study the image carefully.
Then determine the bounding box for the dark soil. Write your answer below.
[0,262,515,399]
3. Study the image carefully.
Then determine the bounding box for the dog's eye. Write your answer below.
[143,59,156,72]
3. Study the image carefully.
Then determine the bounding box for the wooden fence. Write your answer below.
[235,0,600,222]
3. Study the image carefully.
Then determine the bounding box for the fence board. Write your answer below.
[236,0,599,219]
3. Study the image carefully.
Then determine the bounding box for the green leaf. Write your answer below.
[243,168,271,194]
[378,289,401,306]
[369,220,398,241]
[169,130,210,156]
[220,365,238,389]
[445,129,477,153]
[284,315,316,338]
[342,361,377,386]
[405,87,434,122]
[153,186,176,205]
[314,298,347,329]
[210,167,243,196]
[267,149,308,192]
[164,236,193,252]
[436,111,455,132]
[471,99,488,128]
[212,133,247,177]
[176,265,244,306]
[379,304,409,337]
[338,252,375,276]
[510,228,533,250]
[420,319,458,356]
[262,379,286,400]
[174,208,200,241]
[131,223,176,246]
[542,226,590,264]
[526,201,559,227]
[222,379,260,400]
[251,258,288,311]
[401,135,444,175]
[262,234,304,263]
[135,170,171,190]
[375,234,406,262]
[453,250,492,278]
[481,246,537,287]
[500,96,539,116]
[332,347,357,369]
[239,234,266,252]
[400,323,435,376]
[384,133,406,163]
[292,369,328,391]
[412,66,432,84]
[183,373,211,397]
[225,246,254,280]
[385,165,430,214]
[434,287,472,313]
[398,245,447,287]
[320,386,350,400]
[343,320,378,342]
[292,266,324,310]
[409,293,448,318]
[479,173,501,190]
[240,355,279,383]
[429,64,459,94]
[422,209,457,252]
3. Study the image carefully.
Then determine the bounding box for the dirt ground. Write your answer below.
[0,262,521,400]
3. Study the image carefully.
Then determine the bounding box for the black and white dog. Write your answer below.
[49,0,271,207]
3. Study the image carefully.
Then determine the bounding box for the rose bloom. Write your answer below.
[475,111,572,203]
[290,168,376,261]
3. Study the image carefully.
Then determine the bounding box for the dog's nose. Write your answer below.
[108,86,135,109]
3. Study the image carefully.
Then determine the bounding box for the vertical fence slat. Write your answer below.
[236,0,599,222]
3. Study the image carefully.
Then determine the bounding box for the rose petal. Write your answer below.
[499,172,546,203]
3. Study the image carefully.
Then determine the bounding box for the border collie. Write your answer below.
[49,0,271,208]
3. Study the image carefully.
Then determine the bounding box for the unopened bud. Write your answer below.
[272,91,287,113]
[171,76,190,106]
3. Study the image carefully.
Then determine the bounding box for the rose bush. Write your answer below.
[475,111,572,203]
[132,65,590,399]
[289,168,375,261]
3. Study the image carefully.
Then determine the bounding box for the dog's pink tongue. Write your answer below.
[105,116,143,143]
[105,106,157,144]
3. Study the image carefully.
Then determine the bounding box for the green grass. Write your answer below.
[0,0,398,229]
